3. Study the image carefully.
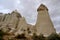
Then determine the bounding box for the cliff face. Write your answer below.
[0,10,21,33]
[0,4,56,36]
[0,10,34,36]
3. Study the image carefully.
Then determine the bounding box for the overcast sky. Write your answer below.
[0,0,60,33]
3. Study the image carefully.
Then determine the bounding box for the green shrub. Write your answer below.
[48,33,60,40]
[32,33,45,40]
[38,34,45,40]
[15,33,26,39]
[32,33,38,40]
[0,30,5,40]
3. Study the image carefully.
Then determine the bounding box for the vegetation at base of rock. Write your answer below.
[48,33,60,40]
[32,33,45,40]
[0,30,60,40]
[0,30,6,40]
[15,33,26,39]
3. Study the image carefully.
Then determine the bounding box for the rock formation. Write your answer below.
[0,10,34,37]
[35,4,56,36]
[0,10,22,33]
[0,4,56,37]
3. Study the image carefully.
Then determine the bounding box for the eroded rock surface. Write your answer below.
[0,4,56,36]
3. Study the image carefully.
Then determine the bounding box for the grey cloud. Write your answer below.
[56,27,60,33]
[0,0,16,10]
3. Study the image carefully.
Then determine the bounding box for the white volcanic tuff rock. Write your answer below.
[0,10,22,33]
[0,10,34,36]
[0,13,3,22]
[15,17,27,35]
[14,17,34,36]
[35,4,56,36]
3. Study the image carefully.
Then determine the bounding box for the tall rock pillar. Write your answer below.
[35,4,56,36]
